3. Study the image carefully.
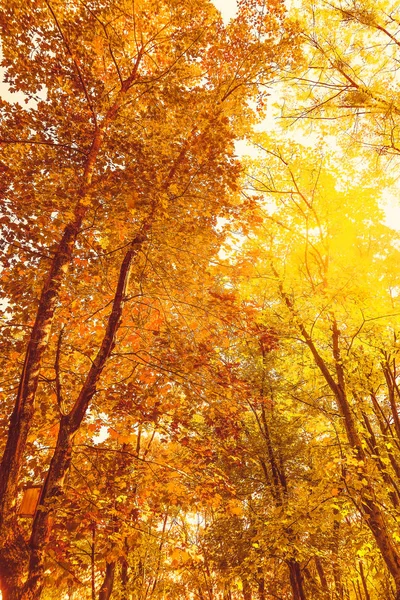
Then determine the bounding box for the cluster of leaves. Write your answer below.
[2,1,400,600]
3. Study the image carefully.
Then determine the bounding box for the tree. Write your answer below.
[235,137,400,598]
[281,0,400,160]
[0,0,299,597]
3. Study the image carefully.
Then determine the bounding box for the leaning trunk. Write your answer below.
[0,54,144,597]
[21,226,151,600]
[276,283,400,596]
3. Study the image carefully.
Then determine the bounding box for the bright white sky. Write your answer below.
[212,0,237,22]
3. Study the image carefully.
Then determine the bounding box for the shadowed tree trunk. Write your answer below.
[98,562,116,600]
[288,559,306,600]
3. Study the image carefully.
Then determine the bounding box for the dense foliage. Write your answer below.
[1,1,400,599]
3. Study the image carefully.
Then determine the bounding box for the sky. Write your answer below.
[212,0,237,22]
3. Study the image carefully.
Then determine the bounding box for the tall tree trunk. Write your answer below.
[98,562,116,600]
[120,555,129,600]
[359,561,371,600]
[0,207,84,532]
[331,518,344,600]
[362,411,400,508]
[382,362,400,444]
[257,568,266,600]
[0,537,28,600]
[0,48,144,598]
[314,556,330,598]
[21,224,151,600]
[242,579,252,600]
[288,559,306,600]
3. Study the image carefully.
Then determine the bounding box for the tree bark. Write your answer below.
[0,533,28,600]
[120,554,129,600]
[257,573,266,600]
[0,47,145,599]
[0,42,144,520]
[0,208,84,533]
[362,410,400,507]
[382,362,400,444]
[242,579,252,600]
[359,561,371,600]
[98,562,116,600]
[288,559,306,600]
[314,556,329,596]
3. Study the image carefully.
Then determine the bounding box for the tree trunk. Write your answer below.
[362,411,400,508]
[298,308,400,594]
[288,559,306,600]
[20,226,151,600]
[0,50,145,597]
[382,362,400,444]
[274,280,400,597]
[0,209,84,533]
[315,556,329,597]
[120,554,129,600]
[242,579,252,600]
[98,562,116,600]
[359,561,371,600]
[257,569,266,600]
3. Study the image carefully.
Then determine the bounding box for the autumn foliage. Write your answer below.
[1,0,400,599]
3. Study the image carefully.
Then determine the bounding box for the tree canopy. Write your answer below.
[1,1,400,599]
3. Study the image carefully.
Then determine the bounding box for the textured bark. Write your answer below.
[288,560,306,600]
[98,562,116,600]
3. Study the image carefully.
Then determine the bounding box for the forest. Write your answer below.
[1,0,400,598]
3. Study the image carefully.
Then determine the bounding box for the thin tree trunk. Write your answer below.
[362,411,400,508]
[242,579,252,600]
[331,518,344,600]
[359,561,371,600]
[382,362,400,443]
[120,555,129,600]
[275,279,400,595]
[92,526,96,600]
[257,568,266,600]
[260,404,285,503]
[352,580,362,600]
[315,556,329,597]
[0,207,84,532]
